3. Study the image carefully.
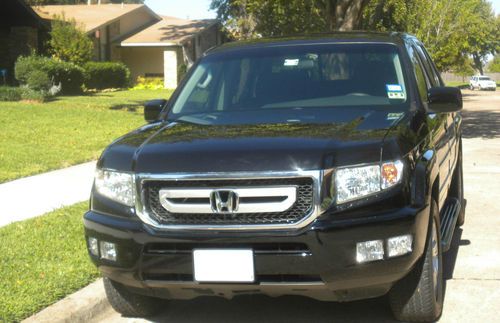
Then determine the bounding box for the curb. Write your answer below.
[22,279,110,323]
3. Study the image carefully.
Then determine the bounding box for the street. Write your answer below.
[95,90,500,323]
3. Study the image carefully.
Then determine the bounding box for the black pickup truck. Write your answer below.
[84,32,465,322]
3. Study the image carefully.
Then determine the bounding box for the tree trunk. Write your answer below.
[472,53,484,75]
[321,0,370,31]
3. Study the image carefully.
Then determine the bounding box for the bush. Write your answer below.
[20,87,49,102]
[84,62,130,90]
[26,70,51,92]
[15,54,84,95]
[0,86,23,101]
[49,15,93,65]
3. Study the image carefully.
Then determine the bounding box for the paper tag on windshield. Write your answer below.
[284,59,299,66]
[386,84,405,99]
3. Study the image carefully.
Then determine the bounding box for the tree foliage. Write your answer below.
[48,15,93,65]
[488,56,500,72]
[27,0,144,4]
[210,0,371,39]
[211,0,499,73]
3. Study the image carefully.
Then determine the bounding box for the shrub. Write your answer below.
[20,87,49,102]
[49,15,93,65]
[84,62,130,90]
[26,70,51,92]
[131,76,164,90]
[15,54,84,95]
[0,86,23,101]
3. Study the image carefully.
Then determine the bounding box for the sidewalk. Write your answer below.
[0,161,96,227]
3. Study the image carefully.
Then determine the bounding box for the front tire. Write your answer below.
[103,277,164,317]
[389,200,443,322]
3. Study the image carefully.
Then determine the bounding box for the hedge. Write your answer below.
[15,55,85,95]
[84,62,130,90]
[0,86,23,101]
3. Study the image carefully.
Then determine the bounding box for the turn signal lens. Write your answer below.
[381,160,404,189]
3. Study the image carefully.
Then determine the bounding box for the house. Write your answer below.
[0,0,48,83]
[120,16,221,88]
[33,4,224,88]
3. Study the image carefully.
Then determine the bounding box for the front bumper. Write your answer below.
[84,204,430,302]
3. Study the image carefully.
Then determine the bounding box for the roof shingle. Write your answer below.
[33,4,151,33]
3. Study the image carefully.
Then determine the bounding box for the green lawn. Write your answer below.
[0,203,98,322]
[0,89,172,183]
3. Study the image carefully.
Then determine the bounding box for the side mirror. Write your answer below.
[144,99,167,123]
[428,87,462,113]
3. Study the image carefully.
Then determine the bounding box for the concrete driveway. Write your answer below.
[96,90,500,323]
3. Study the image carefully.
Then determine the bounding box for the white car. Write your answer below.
[469,75,497,91]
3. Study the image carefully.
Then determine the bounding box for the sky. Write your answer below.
[145,0,500,20]
[144,0,216,20]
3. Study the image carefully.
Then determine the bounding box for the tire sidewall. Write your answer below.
[430,205,444,315]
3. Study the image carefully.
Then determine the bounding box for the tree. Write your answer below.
[363,0,499,73]
[488,56,500,72]
[210,0,371,38]
[466,1,499,75]
[48,15,93,65]
[27,0,144,5]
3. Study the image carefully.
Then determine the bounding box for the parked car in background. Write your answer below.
[469,75,497,91]
[84,32,465,323]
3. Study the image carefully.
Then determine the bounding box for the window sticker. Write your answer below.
[284,59,299,66]
[386,84,406,99]
[387,112,404,121]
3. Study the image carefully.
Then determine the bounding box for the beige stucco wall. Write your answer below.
[120,46,182,88]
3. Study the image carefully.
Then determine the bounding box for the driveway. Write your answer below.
[96,90,500,322]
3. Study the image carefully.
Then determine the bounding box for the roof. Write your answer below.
[208,32,410,55]
[2,0,48,29]
[121,16,218,46]
[33,4,159,33]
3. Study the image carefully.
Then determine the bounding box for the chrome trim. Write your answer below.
[159,186,297,214]
[135,170,322,231]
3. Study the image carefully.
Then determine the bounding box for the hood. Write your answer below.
[98,108,409,173]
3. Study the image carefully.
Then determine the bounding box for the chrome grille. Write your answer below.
[143,178,314,226]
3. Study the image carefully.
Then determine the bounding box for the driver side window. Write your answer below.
[408,44,431,102]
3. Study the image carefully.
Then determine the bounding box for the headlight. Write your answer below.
[94,169,135,206]
[335,160,403,204]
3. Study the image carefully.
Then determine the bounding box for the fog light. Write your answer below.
[88,237,99,256]
[388,235,413,257]
[100,241,117,261]
[356,240,384,263]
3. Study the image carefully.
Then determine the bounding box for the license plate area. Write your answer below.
[193,249,254,283]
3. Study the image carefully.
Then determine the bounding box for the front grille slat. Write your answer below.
[144,178,314,226]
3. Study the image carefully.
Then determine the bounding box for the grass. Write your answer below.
[446,81,469,88]
[0,203,98,322]
[0,89,173,183]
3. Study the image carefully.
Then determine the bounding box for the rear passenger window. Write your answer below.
[414,42,441,86]
[407,45,430,102]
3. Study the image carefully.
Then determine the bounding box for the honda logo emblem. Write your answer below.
[210,190,239,214]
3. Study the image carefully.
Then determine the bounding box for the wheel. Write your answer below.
[389,199,443,322]
[469,84,474,90]
[103,277,164,317]
[450,138,465,226]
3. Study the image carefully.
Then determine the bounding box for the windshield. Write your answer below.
[479,76,491,81]
[170,43,408,124]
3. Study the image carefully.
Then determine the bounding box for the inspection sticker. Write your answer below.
[284,58,300,66]
[387,112,404,121]
[386,84,405,99]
